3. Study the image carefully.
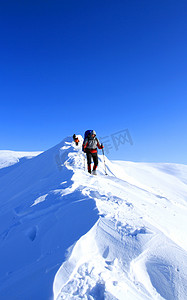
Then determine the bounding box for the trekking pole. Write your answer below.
[84,153,86,171]
[102,147,107,175]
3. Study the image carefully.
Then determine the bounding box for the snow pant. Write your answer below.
[86,151,98,173]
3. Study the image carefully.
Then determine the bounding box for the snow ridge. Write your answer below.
[0,136,187,300]
[53,142,187,300]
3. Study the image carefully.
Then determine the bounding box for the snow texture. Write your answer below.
[0,137,187,300]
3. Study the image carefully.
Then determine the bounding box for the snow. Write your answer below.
[0,136,187,300]
[0,150,42,169]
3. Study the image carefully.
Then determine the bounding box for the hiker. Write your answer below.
[83,130,104,175]
[73,134,79,146]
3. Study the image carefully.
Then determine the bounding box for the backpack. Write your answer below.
[82,130,93,151]
[84,130,92,140]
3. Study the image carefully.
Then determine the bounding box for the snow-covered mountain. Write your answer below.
[0,150,42,169]
[0,137,187,300]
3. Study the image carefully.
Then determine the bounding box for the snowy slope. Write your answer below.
[53,150,187,300]
[0,137,187,300]
[0,137,98,300]
[0,150,42,169]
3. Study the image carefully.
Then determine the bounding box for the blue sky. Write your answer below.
[0,0,187,163]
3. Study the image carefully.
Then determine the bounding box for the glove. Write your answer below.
[101,143,104,149]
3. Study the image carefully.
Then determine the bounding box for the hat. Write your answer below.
[91,130,96,136]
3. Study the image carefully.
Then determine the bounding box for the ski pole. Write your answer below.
[102,147,107,175]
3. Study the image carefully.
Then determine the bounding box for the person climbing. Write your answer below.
[73,134,79,146]
[83,130,104,175]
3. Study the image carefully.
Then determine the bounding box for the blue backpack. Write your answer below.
[84,130,92,140]
[82,130,92,151]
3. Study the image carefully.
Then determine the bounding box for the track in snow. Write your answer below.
[0,137,187,300]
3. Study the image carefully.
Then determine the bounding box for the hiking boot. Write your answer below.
[92,170,97,175]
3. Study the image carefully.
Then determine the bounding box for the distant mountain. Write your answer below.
[0,150,42,169]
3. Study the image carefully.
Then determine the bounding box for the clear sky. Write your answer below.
[0,0,187,163]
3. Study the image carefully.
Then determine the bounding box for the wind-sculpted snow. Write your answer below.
[0,137,187,300]
[0,137,98,300]
[53,141,187,300]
